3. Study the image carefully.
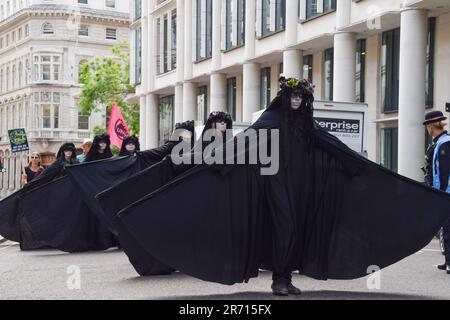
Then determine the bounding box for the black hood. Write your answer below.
[85,134,113,162]
[56,143,77,161]
[119,136,141,157]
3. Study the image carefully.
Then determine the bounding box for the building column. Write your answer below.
[183,82,197,122]
[210,73,227,113]
[212,0,222,70]
[174,84,184,124]
[243,63,261,123]
[184,0,193,80]
[139,95,147,148]
[283,49,303,79]
[285,0,299,47]
[146,94,159,149]
[244,0,256,60]
[398,8,428,181]
[333,32,356,102]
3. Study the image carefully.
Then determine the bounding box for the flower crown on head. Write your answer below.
[279,76,315,95]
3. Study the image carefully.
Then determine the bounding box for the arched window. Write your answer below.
[78,59,88,83]
[18,62,22,87]
[25,59,29,84]
[0,69,3,93]
[42,23,54,35]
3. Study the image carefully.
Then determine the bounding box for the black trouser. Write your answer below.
[443,219,450,263]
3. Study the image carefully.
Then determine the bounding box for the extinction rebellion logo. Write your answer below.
[114,119,128,141]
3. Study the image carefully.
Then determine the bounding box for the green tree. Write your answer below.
[79,42,140,136]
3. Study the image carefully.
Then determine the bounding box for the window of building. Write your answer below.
[163,14,168,72]
[196,0,212,61]
[197,86,208,124]
[381,127,398,172]
[78,25,89,36]
[226,0,246,50]
[78,112,89,130]
[18,62,22,87]
[426,17,436,108]
[33,55,61,82]
[275,0,286,31]
[261,0,270,36]
[303,54,313,82]
[260,67,271,110]
[381,28,400,113]
[35,92,60,129]
[227,77,237,121]
[25,24,29,37]
[356,39,366,103]
[135,27,141,84]
[134,0,142,20]
[324,47,334,101]
[159,95,174,145]
[42,22,54,35]
[305,0,336,19]
[105,0,115,9]
[106,28,117,40]
[78,0,88,4]
[171,10,177,69]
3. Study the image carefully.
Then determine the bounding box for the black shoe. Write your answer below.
[287,282,302,295]
[437,263,447,271]
[271,279,289,296]
[447,265,450,275]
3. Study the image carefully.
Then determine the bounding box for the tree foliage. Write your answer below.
[79,42,140,136]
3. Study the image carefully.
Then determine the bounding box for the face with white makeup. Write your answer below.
[290,92,303,110]
[98,141,107,153]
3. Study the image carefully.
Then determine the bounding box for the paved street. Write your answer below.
[0,239,448,300]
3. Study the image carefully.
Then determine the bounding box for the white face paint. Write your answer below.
[180,130,192,142]
[99,142,107,151]
[125,144,136,153]
[290,93,303,110]
[215,121,227,133]
[64,151,73,158]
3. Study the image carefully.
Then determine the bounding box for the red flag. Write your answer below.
[107,103,130,148]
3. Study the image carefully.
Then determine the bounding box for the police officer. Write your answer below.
[424,111,450,274]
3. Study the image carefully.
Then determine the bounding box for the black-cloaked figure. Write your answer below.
[119,136,141,157]
[85,134,114,162]
[28,143,79,187]
[116,78,450,296]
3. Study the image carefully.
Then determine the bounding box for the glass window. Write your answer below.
[275,0,286,31]
[356,39,366,103]
[227,77,237,121]
[78,25,89,36]
[260,67,271,110]
[324,48,334,101]
[261,0,270,36]
[196,0,212,60]
[197,86,208,124]
[159,95,174,145]
[237,0,245,46]
[106,28,117,40]
[225,0,233,50]
[42,22,54,35]
[135,27,141,83]
[381,28,400,112]
[306,0,335,19]
[78,113,89,130]
[426,18,436,108]
[381,127,398,172]
[171,10,177,69]
[303,54,313,83]
[134,0,141,20]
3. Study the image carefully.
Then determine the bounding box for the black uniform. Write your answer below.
[433,132,450,263]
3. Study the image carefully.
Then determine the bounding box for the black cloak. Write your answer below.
[116,80,450,285]
[0,143,78,243]
[85,134,114,163]
[96,117,233,276]
[119,136,141,157]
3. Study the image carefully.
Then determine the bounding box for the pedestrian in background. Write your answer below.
[77,139,93,163]
[21,152,44,188]
[424,111,450,274]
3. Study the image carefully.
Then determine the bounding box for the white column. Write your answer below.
[141,0,149,93]
[139,95,147,148]
[176,0,185,83]
[245,0,256,60]
[212,0,222,70]
[336,0,351,30]
[285,0,299,47]
[174,84,184,124]
[148,0,157,90]
[283,49,302,79]
[243,63,261,123]
[210,73,227,113]
[333,32,356,102]
[184,0,193,80]
[146,94,159,149]
[398,9,428,181]
[183,82,197,121]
